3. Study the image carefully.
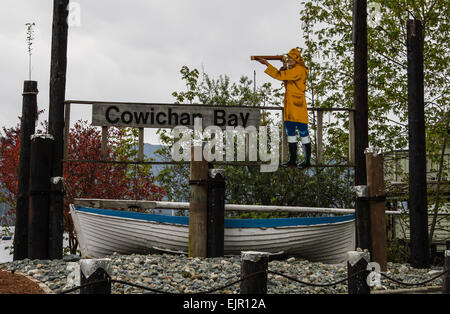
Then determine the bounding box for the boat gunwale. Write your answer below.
[73,205,355,229]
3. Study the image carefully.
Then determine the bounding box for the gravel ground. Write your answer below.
[0,253,444,294]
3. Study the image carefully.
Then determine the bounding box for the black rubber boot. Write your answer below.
[281,142,297,167]
[298,143,311,169]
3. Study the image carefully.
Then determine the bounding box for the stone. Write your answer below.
[210,273,219,280]
[275,275,287,282]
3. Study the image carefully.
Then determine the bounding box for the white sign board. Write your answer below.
[92,103,260,129]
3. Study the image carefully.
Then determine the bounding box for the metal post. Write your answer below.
[188,144,209,257]
[14,81,38,260]
[347,250,370,294]
[80,259,111,294]
[48,0,69,260]
[353,0,370,251]
[407,19,429,269]
[365,149,387,271]
[207,169,225,257]
[28,134,53,259]
[240,251,269,294]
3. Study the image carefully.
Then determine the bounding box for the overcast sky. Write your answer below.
[1,0,305,144]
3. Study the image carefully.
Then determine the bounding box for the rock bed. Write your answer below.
[0,253,444,294]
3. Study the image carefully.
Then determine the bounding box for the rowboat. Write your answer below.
[70,205,356,263]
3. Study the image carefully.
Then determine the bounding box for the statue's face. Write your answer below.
[287,58,296,67]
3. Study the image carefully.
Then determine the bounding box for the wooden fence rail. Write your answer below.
[73,198,402,215]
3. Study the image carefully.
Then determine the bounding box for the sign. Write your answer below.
[92,103,260,129]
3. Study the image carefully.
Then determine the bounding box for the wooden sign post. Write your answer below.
[365,149,387,271]
[188,145,209,257]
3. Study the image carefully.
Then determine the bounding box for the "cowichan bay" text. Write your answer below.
[92,103,260,129]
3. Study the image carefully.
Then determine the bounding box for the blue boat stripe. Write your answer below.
[75,206,355,228]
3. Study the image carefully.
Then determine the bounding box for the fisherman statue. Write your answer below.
[254,48,311,169]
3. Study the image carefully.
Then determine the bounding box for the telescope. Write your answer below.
[250,55,286,61]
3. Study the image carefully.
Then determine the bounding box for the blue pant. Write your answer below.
[285,121,310,144]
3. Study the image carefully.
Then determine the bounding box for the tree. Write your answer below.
[299,0,449,243]
[0,119,166,254]
[300,0,447,152]
[0,123,22,223]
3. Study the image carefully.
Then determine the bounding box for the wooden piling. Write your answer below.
[48,0,69,260]
[28,135,53,260]
[353,0,370,251]
[407,19,429,268]
[347,250,371,294]
[80,259,111,294]
[365,150,387,271]
[14,81,38,260]
[188,145,209,257]
[207,169,225,257]
[240,251,269,294]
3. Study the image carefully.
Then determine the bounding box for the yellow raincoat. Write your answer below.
[264,49,309,124]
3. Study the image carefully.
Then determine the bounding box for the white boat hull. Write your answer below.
[70,205,356,263]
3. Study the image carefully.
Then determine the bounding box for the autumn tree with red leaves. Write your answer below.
[1,119,165,254]
[0,123,21,219]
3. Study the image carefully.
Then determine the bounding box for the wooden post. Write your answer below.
[80,259,111,294]
[101,126,108,160]
[240,251,269,294]
[48,0,69,260]
[188,144,209,257]
[365,149,387,271]
[443,250,450,294]
[353,0,370,251]
[14,81,38,260]
[316,110,323,165]
[28,134,53,260]
[407,19,429,269]
[207,169,225,257]
[347,250,370,294]
[63,102,70,159]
